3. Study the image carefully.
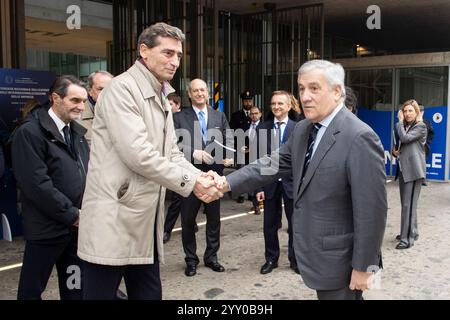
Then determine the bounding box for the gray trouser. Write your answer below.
[399,171,422,245]
[317,287,363,300]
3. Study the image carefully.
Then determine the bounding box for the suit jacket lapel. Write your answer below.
[283,119,295,143]
[207,107,217,130]
[298,109,345,197]
[294,122,313,197]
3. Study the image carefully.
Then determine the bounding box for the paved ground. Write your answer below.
[1,181,450,300]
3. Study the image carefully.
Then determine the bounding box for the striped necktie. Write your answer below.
[198,111,207,143]
[301,123,322,181]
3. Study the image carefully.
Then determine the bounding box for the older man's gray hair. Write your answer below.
[298,60,346,96]
[87,70,113,90]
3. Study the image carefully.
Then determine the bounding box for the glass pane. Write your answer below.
[398,66,448,181]
[347,68,394,176]
[347,69,393,111]
[399,67,448,108]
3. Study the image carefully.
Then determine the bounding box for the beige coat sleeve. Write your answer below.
[100,81,201,197]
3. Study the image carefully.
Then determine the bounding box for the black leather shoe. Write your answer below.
[395,242,412,250]
[185,264,197,277]
[260,261,278,274]
[290,262,300,274]
[252,206,261,215]
[237,196,245,204]
[205,261,225,272]
[396,234,418,241]
[163,232,171,244]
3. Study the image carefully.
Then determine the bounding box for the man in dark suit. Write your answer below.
[229,91,253,133]
[245,106,262,214]
[217,60,387,300]
[163,93,198,244]
[11,76,89,300]
[229,91,254,203]
[254,91,298,275]
[173,79,234,277]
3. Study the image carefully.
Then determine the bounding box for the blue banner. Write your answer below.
[424,107,447,181]
[357,108,393,175]
[0,69,55,141]
[0,69,55,239]
[357,107,447,181]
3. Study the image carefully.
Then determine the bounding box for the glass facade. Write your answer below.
[348,66,449,178]
[26,49,108,80]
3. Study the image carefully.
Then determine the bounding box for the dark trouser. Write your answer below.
[263,182,294,264]
[317,288,363,300]
[82,256,161,300]
[399,170,422,246]
[249,193,259,209]
[181,193,221,266]
[17,231,82,300]
[164,192,182,233]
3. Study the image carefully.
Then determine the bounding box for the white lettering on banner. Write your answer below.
[66,5,81,30]
[387,151,443,170]
[384,150,397,165]
[426,154,443,169]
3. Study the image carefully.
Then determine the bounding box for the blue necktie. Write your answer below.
[198,111,207,143]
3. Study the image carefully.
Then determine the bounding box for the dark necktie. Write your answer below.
[276,121,284,145]
[301,123,322,181]
[63,125,74,155]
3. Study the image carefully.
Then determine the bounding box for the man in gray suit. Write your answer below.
[174,79,234,277]
[216,60,387,300]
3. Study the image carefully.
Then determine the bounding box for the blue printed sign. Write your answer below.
[0,69,55,239]
[0,68,55,141]
[357,107,448,181]
[357,109,393,175]
[424,107,447,181]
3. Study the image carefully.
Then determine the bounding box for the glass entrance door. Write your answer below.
[397,67,448,180]
[347,66,448,180]
[347,68,395,175]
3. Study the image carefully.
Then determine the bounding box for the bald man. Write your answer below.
[173,79,234,277]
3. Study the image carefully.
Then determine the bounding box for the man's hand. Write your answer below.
[256,192,265,202]
[201,171,230,194]
[349,269,375,291]
[73,217,79,228]
[193,175,223,203]
[193,150,214,165]
[223,158,234,168]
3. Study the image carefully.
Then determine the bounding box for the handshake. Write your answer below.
[193,171,229,203]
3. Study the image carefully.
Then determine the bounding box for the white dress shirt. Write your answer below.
[48,108,69,142]
[312,103,345,158]
[193,105,209,125]
[273,116,289,143]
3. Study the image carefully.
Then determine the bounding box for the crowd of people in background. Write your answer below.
[0,21,435,301]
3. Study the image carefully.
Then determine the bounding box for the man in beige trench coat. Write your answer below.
[78,22,222,300]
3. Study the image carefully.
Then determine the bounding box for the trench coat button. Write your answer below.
[181,182,186,187]
[183,175,190,181]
